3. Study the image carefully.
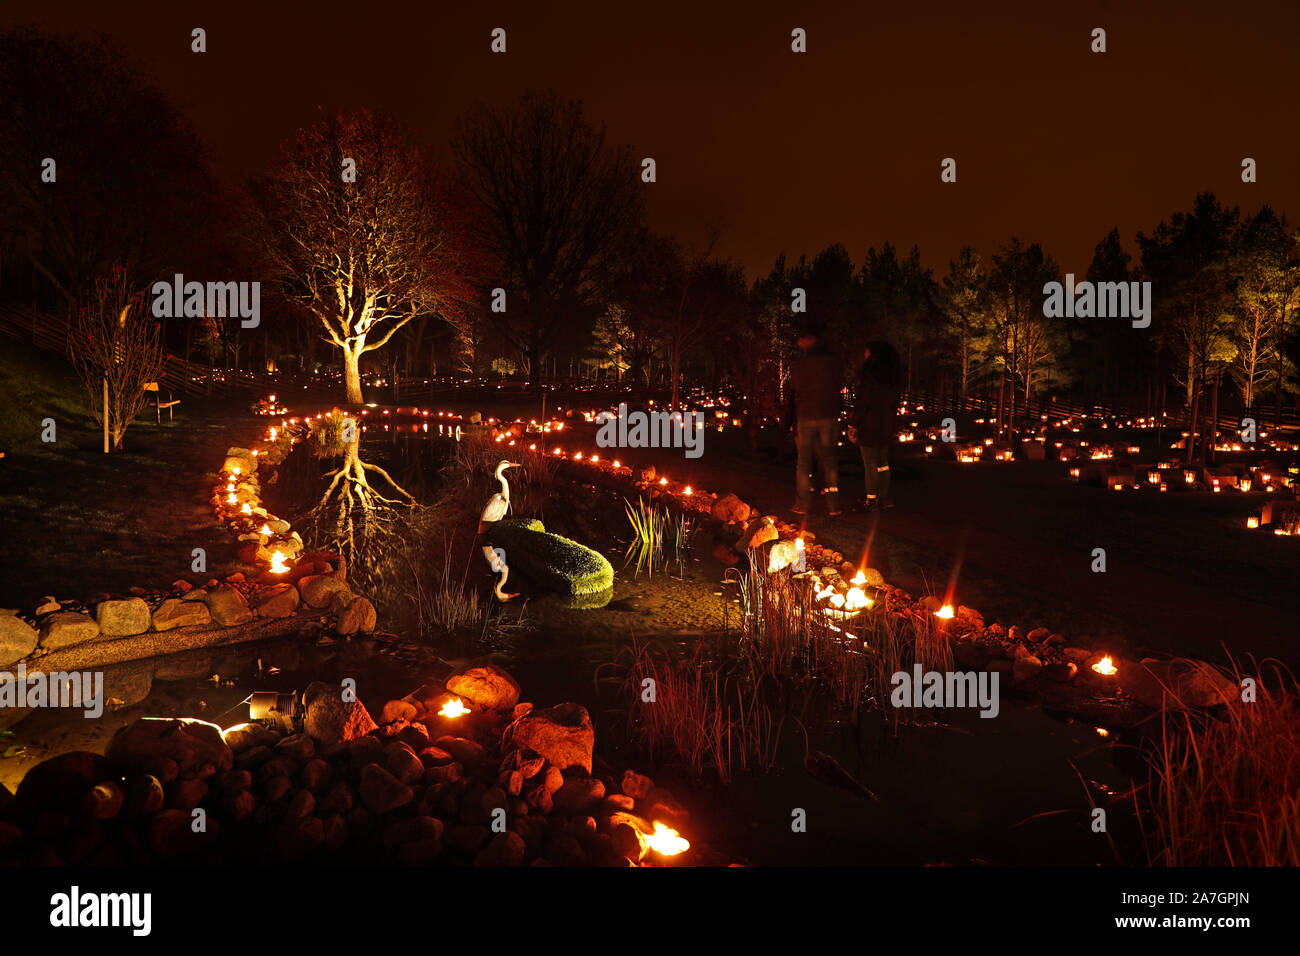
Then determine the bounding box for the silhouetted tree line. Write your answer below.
[2,27,1297,425]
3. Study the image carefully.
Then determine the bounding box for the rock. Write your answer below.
[553,776,605,814]
[151,598,211,632]
[152,656,212,681]
[611,822,647,861]
[382,815,443,847]
[1044,662,1078,683]
[276,816,324,858]
[220,722,280,753]
[0,611,38,667]
[214,770,252,791]
[94,598,151,637]
[302,681,378,753]
[380,700,418,724]
[1012,655,1043,681]
[126,775,165,816]
[285,789,316,819]
[106,718,233,781]
[8,751,113,819]
[149,808,218,858]
[254,584,299,620]
[545,833,587,867]
[637,465,656,483]
[38,611,101,651]
[475,830,525,867]
[274,733,316,762]
[504,702,594,774]
[1120,659,1238,711]
[765,538,806,574]
[620,769,654,799]
[297,574,352,610]
[81,781,125,819]
[433,736,487,766]
[164,779,209,812]
[737,515,777,551]
[446,665,520,713]
[542,766,565,794]
[446,824,490,854]
[1026,627,1051,644]
[336,596,377,636]
[221,790,256,822]
[359,764,413,814]
[299,758,331,792]
[386,745,425,786]
[204,586,254,627]
[712,493,751,525]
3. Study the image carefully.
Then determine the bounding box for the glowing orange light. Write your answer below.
[683,485,692,495]
[1247,517,1259,529]
[260,524,271,535]
[270,551,290,574]
[935,604,955,619]
[439,697,470,718]
[659,477,668,486]
[1092,656,1118,676]
[850,569,866,585]
[226,493,237,505]
[241,503,252,515]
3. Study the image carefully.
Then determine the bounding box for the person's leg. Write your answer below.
[876,445,892,504]
[794,420,815,511]
[860,445,881,505]
[814,419,841,514]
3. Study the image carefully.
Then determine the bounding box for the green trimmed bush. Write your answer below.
[488,517,614,597]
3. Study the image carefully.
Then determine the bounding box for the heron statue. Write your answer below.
[479,461,522,601]
[481,545,518,601]
[478,460,521,533]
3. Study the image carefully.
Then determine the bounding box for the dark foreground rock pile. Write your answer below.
[0,665,721,866]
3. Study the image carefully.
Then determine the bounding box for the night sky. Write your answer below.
[7,0,1299,278]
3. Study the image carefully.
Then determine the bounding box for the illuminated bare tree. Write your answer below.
[252,109,476,404]
[67,265,165,452]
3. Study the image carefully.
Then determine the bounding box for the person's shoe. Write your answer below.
[863,496,879,512]
[790,503,809,516]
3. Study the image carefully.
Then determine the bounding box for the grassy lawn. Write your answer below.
[0,340,266,607]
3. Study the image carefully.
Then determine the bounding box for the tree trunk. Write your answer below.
[344,346,363,404]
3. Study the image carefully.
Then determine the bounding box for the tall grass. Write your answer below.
[609,640,784,785]
[1145,661,1300,866]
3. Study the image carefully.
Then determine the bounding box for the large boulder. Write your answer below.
[38,611,101,650]
[446,665,520,714]
[204,586,254,627]
[737,515,777,551]
[0,611,38,667]
[504,702,594,774]
[302,681,378,754]
[105,717,233,781]
[94,598,151,637]
[8,751,115,820]
[151,598,211,632]
[297,574,352,609]
[254,583,300,619]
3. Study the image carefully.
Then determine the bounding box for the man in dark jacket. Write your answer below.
[847,341,901,510]
[783,329,842,515]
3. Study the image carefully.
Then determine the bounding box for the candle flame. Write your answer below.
[645,822,689,856]
[270,551,290,574]
[439,697,470,718]
[935,604,955,619]
[1092,656,1118,676]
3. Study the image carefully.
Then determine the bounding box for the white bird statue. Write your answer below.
[482,545,517,601]
[478,460,520,532]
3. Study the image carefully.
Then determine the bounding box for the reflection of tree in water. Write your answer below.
[305,434,417,592]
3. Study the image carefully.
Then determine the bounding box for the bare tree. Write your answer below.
[452,90,645,383]
[252,109,476,404]
[67,265,165,451]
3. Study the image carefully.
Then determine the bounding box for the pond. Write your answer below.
[0,420,1144,866]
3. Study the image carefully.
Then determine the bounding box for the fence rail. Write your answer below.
[0,305,259,399]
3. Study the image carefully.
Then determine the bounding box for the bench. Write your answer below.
[144,382,182,424]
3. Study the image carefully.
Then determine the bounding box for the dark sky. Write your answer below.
[7,0,1299,280]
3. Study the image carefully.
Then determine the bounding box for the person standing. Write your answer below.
[847,340,901,510]
[783,326,843,515]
